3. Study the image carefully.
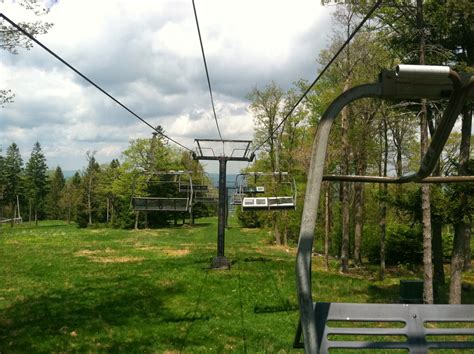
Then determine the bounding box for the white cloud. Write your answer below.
[1,0,333,173]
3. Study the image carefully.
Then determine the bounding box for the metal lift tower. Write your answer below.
[193,139,254,269]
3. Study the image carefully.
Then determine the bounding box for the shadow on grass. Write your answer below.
[366,284,400,304]
[0,276,209,352]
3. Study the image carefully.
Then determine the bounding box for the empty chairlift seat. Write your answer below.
[132,197,189,212]
[242,196,295,211]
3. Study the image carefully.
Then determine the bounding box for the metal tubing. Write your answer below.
[322,175,474,183]
[296,83,381,354]
[217,157,227,257]
[399,74,469,183]
[396,64,451,81]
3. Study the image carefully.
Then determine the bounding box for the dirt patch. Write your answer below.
[241,228,260,233]
[75,248,115,256]
[133,245,190,257]
[75,248,143,263]
[163,248,190,257]
[89,229,107,234]
[159,279,176,287]
[135,246,160,251]
[88,256,144,264]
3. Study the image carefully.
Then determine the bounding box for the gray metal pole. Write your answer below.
[211,156,230,269]
[296,84,381,353]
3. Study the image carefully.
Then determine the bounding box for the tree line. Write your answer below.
[0,131,211,229]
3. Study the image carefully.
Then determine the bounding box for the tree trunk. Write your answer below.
[461,106,472,272]
[379,117,388,280]
[340,80,351,273]
[449,105,472,302]
[417,0,434,305]
[134,211,139,230]
[353,182,363,266]
[88,175,92,225]
[28,199,32,226]
[67,191,72,224]
[432,222,445,285]
[273,213,281,245]
[106,197,110,223]
[450,222,467,304]
[427,101,445,286]
[324,183,331,271]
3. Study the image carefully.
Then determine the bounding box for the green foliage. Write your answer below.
[367,223,423,266]
[24,142,49,221]
[47,166,65,220]
[3,142,23,215]
[236,207,262,228]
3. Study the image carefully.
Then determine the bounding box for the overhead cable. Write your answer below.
[251,0,382,154]
[191,0,224,141]
[0,13,193,152]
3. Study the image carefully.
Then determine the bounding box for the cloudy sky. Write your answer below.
[1,0,334,173]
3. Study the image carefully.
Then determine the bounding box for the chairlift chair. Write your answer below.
[192,172,218,205]
[294,65,474,353]
[132,170,194,213]
[231,174,246,205]
[240,172,297,211]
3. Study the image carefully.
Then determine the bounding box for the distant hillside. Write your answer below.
[62,170,81,179]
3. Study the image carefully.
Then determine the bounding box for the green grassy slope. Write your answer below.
[0,217,472,353]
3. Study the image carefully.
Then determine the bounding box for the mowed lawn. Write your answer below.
[0,216,472,353]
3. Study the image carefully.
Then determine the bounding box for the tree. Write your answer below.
[247,81,284,173]
[3,143,23,224]
[62,171,81,224]
[47,166,65,220]
[84,151,100,225]
[24,141,49,225]
[1,0,53,104]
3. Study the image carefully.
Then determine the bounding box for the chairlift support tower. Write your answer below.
[193,139,254,269]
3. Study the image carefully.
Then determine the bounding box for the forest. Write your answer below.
[1,0,473,309]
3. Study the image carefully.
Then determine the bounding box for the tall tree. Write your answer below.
[24,141,49,225]
[247,81,284,173]
[247,82,286,244]
[83,151,100,225]
[63,171,81,224]
[4,142,23,224]
[47,166,65,220]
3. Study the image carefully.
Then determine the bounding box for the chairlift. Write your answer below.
[178,172,209,193]
[294,65,474,353]
[231,174,246,205]
[239,172,297,211]
[132,171,193,213]
[192,172,218,205]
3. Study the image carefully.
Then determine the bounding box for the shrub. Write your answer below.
[367,223,423,266]
[236,207,261,228]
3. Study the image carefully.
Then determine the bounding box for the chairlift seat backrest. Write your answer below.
[242,186,265,193]
[132,197,189,212]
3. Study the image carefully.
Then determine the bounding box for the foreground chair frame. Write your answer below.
[295,65,474,353]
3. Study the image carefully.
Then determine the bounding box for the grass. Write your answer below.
[0,216,472,353]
